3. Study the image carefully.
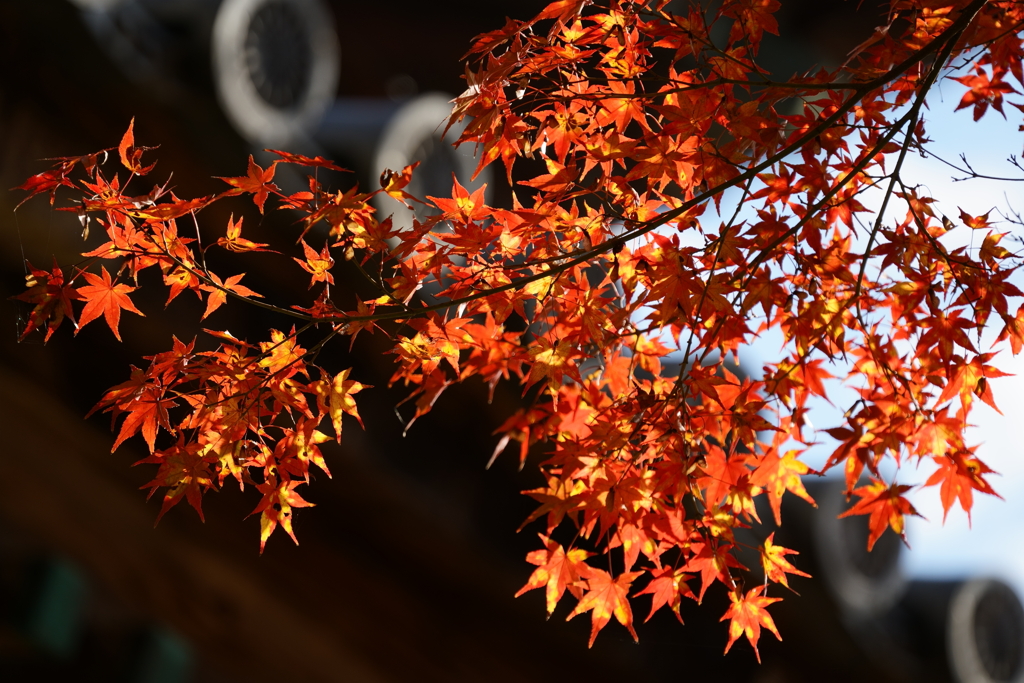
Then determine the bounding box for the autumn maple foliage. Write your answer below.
[12,0,1024,660]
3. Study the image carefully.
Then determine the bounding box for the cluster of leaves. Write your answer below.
[12,0,1024,659]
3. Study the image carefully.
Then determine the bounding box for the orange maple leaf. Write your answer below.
[251,479,315,552]
[199,272,262,320]
[760,532,810,589]
[721,586,781,663]
[134,195,214,222]
[216,214,271,253]
[76,266,144,341]
[536,0,586,22]
[89,366,177,453]
[924,452,1002,523]
[937,352,1008,415]
[295,240,335,288]
[516,534,592,615]
[683,540,745,602]
[380,161,419,207]
[314,368,369,441]
[567,568,642,647]
[750,448,816,525]
[428,175,489,222]
[139,439,213,522]
[118,118,157,176]
[839,479,922,550]
[217,155,279,213]
[266,149,348,173]
[635,566,696,623]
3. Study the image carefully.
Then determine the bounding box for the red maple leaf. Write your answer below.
[118,118,157,175]
[88,366,177,453]
[953,67,1016,120]
[13,167,76,208]
[217,155,279,213]
[138,439,213,522]
[266,149,348,173]
[76,266,145,341]
[11,260,81,341]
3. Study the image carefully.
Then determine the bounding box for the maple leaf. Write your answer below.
[314,368,369,441]
[567,568,642,647]
[937,352,1008,415]
[760,533,810,589]
[535,0,587,22]
[724,0,781,54]
[11,260,80,341]
[924,452,1002,523]
[217,155,279,213]
[684,541,745,602]
[698,446,749,509]
[276,418,332,480]
[839,480,922,551]
[266,149,348,173]
[516,535,592,615]
[428,175,490,222]
[76,266,145,341]
[953,67,1016,120]
[163,265,202,307]
[13,167,76,208]
[250,479,314,552]
[379,162,419,207]
[750,448,816,525]
[635,566,696,623]
[959,207,992,230]
[118,118,157,175]
[200,272,262,320]
[294,240,335,288]
[292,290,345,321]
[721,586,781,663]
[526,337,580,391]
[89,366,177,453]
[133,195,214,222]
[258,328,306,376]
[139,439,213,522]
[216,214,271,253]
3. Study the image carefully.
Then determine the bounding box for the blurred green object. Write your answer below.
[134,627,195,683]
[23,558,87,659]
